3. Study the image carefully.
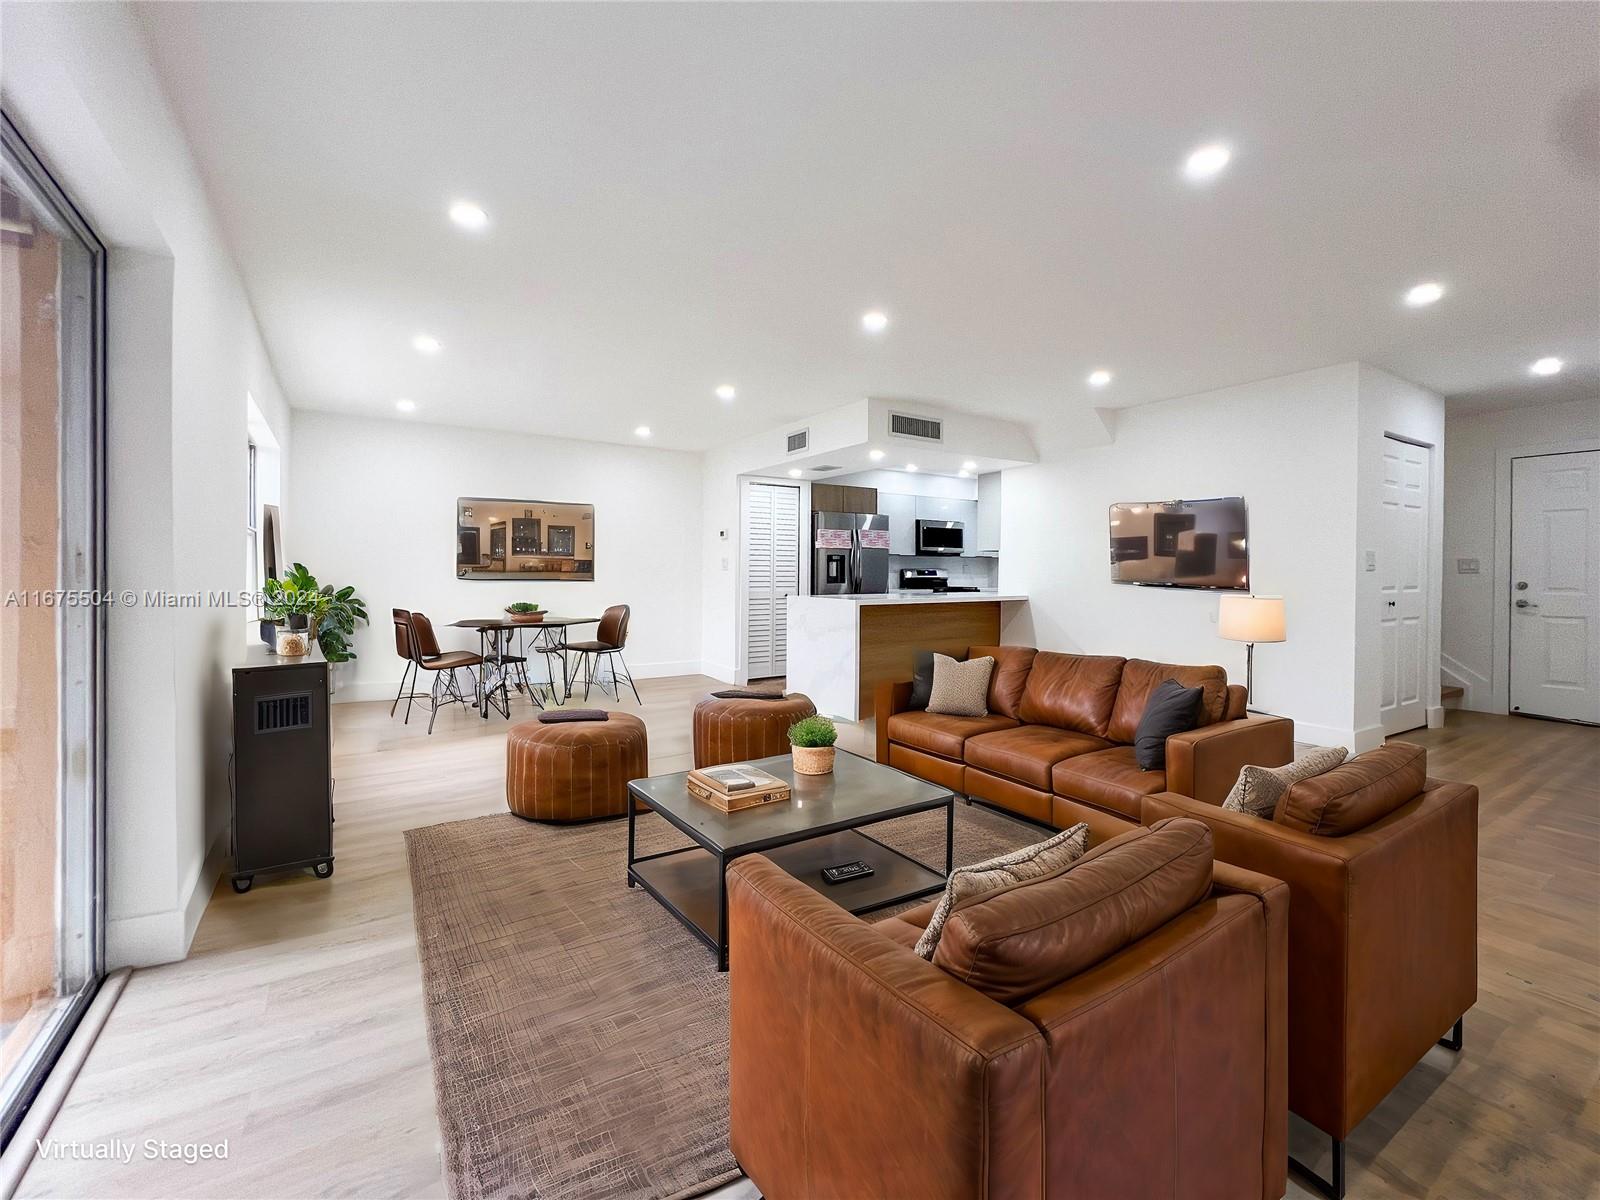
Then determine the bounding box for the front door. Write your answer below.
[1510,451,1600,723]
[1379,437,1431,735]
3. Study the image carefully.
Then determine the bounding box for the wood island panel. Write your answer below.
[856,601,1002,715]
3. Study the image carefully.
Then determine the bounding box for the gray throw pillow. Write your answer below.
[926,654,995,718]
[912,823,1090,959]
[1223,745,1349,817]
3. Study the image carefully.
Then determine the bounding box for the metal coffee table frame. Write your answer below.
[626,752,954,970]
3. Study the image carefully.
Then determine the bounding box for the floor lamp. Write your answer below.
[1218,594,1286,710]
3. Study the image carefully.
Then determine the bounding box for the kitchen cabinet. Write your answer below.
[878,492,917,555]
[969,473,1001,556]
[811,483,878,515]
[914,495,978,526]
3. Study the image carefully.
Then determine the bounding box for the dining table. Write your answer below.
[448,616,601,719]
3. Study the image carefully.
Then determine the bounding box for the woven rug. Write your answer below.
[405,798,1043,1200]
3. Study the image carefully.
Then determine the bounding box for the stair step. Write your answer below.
[1442,684,1465,701]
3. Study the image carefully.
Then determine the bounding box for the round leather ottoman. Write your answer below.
[692,692,816,769]
[505,712,648,823]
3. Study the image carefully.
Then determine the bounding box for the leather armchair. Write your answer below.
[1142,777,1477,1198]
[727,852,1289,1200]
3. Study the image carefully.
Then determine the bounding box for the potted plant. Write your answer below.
[787,714,838,775]
[261,564,368,665]
[505,601,545,624]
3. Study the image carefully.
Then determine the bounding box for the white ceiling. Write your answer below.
[134,2,1600,449]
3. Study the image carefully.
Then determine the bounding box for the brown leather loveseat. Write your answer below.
[728,818,1289,1200]
[877,646,1293,839]
[1143,742,1478,1199]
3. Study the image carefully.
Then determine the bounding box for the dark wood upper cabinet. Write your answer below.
[812,483,878,515]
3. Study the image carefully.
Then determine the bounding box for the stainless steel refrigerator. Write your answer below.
[812,511,890,594]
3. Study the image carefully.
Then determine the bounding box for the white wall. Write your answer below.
[1442,398,1600,712]
[2,3,293,966]
[1000,364,1368,748]
[289,412,703,699]
[1354,366,1446,745]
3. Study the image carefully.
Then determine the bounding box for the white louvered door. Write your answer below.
[745,483,802,681]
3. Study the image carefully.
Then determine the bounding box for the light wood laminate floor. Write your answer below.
[14,692,1599,1199]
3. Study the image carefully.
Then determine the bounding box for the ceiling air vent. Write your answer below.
[812,464,842,473]
[889,412,943,443]
[786,428,810,454]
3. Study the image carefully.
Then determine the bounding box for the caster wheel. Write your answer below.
[232,876,253,894]
[313,861,334,879]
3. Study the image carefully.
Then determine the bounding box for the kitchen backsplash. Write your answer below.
[888,555,999,589]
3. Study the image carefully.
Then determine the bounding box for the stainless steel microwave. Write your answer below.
[915,519,964,556]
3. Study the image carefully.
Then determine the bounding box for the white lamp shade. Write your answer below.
[1218,595,1286,643]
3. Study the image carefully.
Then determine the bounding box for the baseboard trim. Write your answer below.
[1426,705,1446,729]
[1290,720,1362,753]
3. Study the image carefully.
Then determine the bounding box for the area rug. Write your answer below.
[405,798,1043,1200]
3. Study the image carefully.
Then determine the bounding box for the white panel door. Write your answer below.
[744,482,801,681]
[1510,451,1600,723]
[1378,437,1430,735]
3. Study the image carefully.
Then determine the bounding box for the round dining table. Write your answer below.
[448,616,600,719]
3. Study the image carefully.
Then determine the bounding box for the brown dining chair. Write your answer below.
[390,608,436,722]
[407,611,485,733]
[566,604,641,704]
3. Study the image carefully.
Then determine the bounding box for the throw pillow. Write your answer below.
[926,654,995,718]
[906,649,938,711]
[1133,678,1204,770]
[913,823,1090,959]
[1222,745,1348,817]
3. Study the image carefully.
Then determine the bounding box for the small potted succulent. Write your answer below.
[505,601,545,624]
[787,714,839,775]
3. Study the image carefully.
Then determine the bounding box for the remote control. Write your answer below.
[821,860,875,884]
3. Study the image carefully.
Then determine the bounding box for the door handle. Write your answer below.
[1386,600,1396,608]
[1515,599,1539,609]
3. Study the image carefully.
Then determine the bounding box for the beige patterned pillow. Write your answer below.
[1223,746,1349,818]
[913,823,1090,959]
[926,654,995,718]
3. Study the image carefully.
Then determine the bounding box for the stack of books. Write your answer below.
[686,763,792,813]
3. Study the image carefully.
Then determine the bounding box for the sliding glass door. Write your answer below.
[0,114,106,1148]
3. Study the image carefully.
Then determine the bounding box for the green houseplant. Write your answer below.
[505,601,545,624]
[787,713,838,775]
[262,563,368,662]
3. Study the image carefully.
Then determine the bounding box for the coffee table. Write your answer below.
[626,750,954,970]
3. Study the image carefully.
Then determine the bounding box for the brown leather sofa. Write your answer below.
[1142,742,1478,1199]
[728,819,1289,1200]
[877,645,1294,839]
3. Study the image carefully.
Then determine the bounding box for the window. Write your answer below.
[0,113,106,1147]
[246,438,258,598]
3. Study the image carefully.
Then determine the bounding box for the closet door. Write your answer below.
[744,482,801,680]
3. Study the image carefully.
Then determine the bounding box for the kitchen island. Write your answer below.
[786,592,1029,722]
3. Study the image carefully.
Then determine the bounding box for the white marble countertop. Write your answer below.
[790,591,1028,606]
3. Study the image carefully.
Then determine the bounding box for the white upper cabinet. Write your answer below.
[969,473,1002,556]
[879,491,917,555]
[914,495,978,525]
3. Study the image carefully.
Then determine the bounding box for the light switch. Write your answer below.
[1364,549,1377,572]
[720,557,730,571]
[1456,558,1480,575]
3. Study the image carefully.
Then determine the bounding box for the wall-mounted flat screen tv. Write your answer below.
[1108,497,1248,590]
[456,497,595,580]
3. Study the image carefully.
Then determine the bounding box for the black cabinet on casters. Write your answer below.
[230,645,334,893]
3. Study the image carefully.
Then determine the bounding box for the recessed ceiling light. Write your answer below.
[1404,282,1444,308]
[1530,357,1564,376]
[905,463,918,472]
[395,398,416,413]
[715,384,737,402]
[861,310,889,334]
[957,469,972,479]
[412,334,441,355]
[448,200,488,232]
[868,448,885,462]
[961,460,977,471]
[1183,142,1231,182]
[787,468,803,478]
[1087,369,1112,387]
[634,425,652,438]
